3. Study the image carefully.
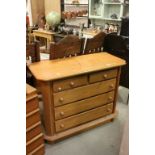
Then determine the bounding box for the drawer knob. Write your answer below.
[108,96,113,101]
[60,124,64,128]
[60,111,64,116]
[59,97,64,102]
[70,81,75,87]
[109,84,114,89]
[58,87,62,91]
[103,74,108,79]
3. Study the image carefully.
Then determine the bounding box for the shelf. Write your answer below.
[89,16,103,19]
[62,3,88,5]
[103,18,121,21]
[104,2,122,5]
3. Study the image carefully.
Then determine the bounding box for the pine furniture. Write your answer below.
[28,52,126,142]
[26,84,45,154]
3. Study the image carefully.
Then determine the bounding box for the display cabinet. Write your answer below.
[89,0,125,21]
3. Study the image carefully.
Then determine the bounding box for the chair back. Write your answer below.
[104,34,128,57]
[104,33,129,88]
[50,35,84,60]
[26,41,40,63]
[84,32,106,54]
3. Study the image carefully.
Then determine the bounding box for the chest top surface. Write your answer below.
[28,52,126,81]
[26,84,37,101]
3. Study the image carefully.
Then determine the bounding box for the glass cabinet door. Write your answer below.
[89,0,103,18]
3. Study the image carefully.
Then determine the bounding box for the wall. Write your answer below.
[45,0,61,16]
[30,0,45,25]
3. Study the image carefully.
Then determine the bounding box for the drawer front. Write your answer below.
[53,75,88,93]
[26,98,38,114]
[26,136,44,154]
[55,103,113,132]
[26,112,40,129]
[26,124,42,142]
[55,91,115,120]
[32,146,45,155]
[54,78,116,106]
[89,68,118,83]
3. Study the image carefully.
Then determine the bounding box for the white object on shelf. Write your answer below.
[89,0,125,22]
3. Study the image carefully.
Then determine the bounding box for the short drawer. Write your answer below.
[89,68,118,83]
[26,135,44,154]
[54,78,116,106]
[26,111,40,129]
[53,75,88,93]
[55,91,115,120]
[26,98,38,114]
[55,103,113,132]
[26,124,42,142]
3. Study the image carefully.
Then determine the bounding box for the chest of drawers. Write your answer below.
[28,52,126,142]
[26,84,45,154]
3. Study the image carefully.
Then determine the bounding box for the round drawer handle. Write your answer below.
[59,97,64,102]
[109,84,114,89]
[103,74,108,79]
[70,81,75,87]
[60,111,64,116]
[58,87,62,91]
[108,96,113,101]
[60,124,64,128]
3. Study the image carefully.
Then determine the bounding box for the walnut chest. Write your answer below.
[28,52,126,142]
[26,84,45,154]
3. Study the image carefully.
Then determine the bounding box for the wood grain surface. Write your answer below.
[28,52,126,81]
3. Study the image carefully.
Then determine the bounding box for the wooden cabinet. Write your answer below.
[26,84,45,155]
[28,52,126,142]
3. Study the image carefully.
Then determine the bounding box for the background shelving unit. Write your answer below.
[61,0,89,27]
[89,0,128,26]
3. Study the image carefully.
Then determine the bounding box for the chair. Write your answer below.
[26,41,40,85]
[83,32,107,54]
[104,33,129,89]
[26,41,40,63]
[49,35,84,60]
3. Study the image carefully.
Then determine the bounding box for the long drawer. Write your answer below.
[31,145,45,155]
[26,98,38,114]
[89,68,118,83]
[26,124,42,142]
[53,75,88,93]
[55,103,113,132]
[26,134,44,154]
[54,78,116,106]
[26,111,40,129]
[55,91,115,120]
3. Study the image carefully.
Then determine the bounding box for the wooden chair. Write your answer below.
[49,35,84,60]
[26,41,40,63]
[83,32,107,54]
[26,41,40,85]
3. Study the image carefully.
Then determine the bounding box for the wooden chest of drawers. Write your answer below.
[28,52,126,142]
[26,84,45,155]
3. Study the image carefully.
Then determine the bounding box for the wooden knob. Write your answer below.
[60,124,64,128]
[70,81,75,87]
[108,96,113,101]
[58,87,62,91]
[59,97,64,102]
[60,111,64,116]
[103,74,108,79]
[109,84,114,89]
